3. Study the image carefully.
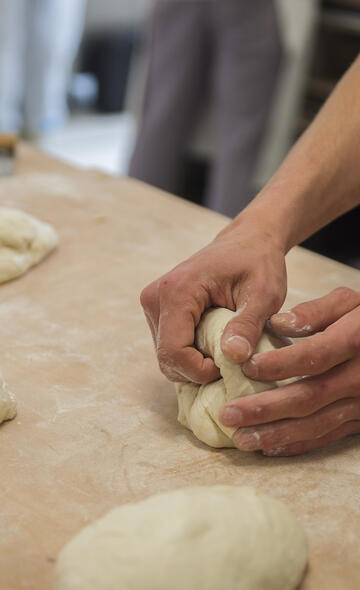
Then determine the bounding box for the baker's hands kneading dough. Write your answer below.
[142,54,360,455]
[176,308,293,448]
[141,218,287,383]
[220,288,360,456]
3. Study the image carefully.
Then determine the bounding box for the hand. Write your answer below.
[219,287,360,456]
[140,218,287,383]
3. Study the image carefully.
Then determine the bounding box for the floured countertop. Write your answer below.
[1,144,360,590]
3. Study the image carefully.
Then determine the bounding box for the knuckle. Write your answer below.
[160,368,179,382]
[157,349,178,381]
[157,346,173,367]
[253,275,268,293]
[293,299,318,324]
[254,280,282,312]
[140,283,156,310]
[267,289,284,312]
[311,377,330,399]
[158,272,198,307]
[345,399,359,419]
[307,354,325,373]
[349,331,360,355]
[298,299,317,315]
[332,286,357,300]
[158,274,178,296]
[296,379,327,414]
[305,340,327,371]
[157,346,185,370]
[205,278,226,306]
[259,351,281,375]
[252,404,269,421]
[294,384,316,415]
[240,312,262,335]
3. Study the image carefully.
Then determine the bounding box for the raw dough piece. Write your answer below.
[54,486,308,590]
[0,207,58,283]
[177,308,293,448]
[0,375,16,424]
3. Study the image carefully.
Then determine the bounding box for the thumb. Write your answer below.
[221,291,281,362]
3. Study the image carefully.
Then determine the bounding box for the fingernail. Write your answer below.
[224,335,252,359]
[272,311,297,325]
[263,446,286,457]
[220,406,243,426]
[233,430,261,451]
[242,357,259,379]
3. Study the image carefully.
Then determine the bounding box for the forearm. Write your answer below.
[231,55,360,252]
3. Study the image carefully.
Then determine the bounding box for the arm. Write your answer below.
[231,54,360,254]
[215,57,360,455]
[141,56,360,387]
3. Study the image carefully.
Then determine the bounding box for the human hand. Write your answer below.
[140,218,287,383]
[220,287,360,456]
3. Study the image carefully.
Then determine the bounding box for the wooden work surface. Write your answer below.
[1,144,360,590]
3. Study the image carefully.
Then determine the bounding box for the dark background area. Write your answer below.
[49,0,360,268]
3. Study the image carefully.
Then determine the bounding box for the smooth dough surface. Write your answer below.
[0,375,16,424]
[177,308,293,448]
[54,486,308,590]
[0,207,58,283]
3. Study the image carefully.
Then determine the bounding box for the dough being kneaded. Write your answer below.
[0,207,58,284]
[54,486,308,590]
[176,307,292,448]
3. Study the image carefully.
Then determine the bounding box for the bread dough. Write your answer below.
[0,375,16,424]
[0,207,58,283]
[177,308,293,448]
[0,208,56,421]
[54,486,308,590]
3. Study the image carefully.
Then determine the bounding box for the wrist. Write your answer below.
[244,187,302,253]
[216,202,290,255]
[230,158,323,253]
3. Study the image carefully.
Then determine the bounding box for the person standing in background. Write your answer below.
[0,0,86,137]
[129,0,283,217]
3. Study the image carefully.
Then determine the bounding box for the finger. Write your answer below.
[220,356,360,428]
[144,310,157,348]
[158,346,219,383]
[221,284,283,363]
[157,278,220,382]
[220,370,334,429]
[270,287,360,337]
[262,420,360,457]
[232,397,360,452]
[243,306,360,381]
[157,310,220,383]
[140,280,161,327]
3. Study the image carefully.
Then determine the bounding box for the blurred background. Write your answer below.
[0,0,359,267]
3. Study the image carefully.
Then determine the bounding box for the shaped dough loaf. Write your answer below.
[54,486,308,590]
[0,375,16,424]
[176,308,292,448]
[0,207,58,283]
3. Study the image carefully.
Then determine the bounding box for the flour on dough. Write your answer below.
[176,308,294,448]
[0,207,58,283]
[0,375,16,424]
[54,486,308,590]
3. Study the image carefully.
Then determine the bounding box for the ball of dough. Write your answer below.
[0,375,16,424]
[54,486,308,590]
[0,207,58,283]
[176,308,293,448]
